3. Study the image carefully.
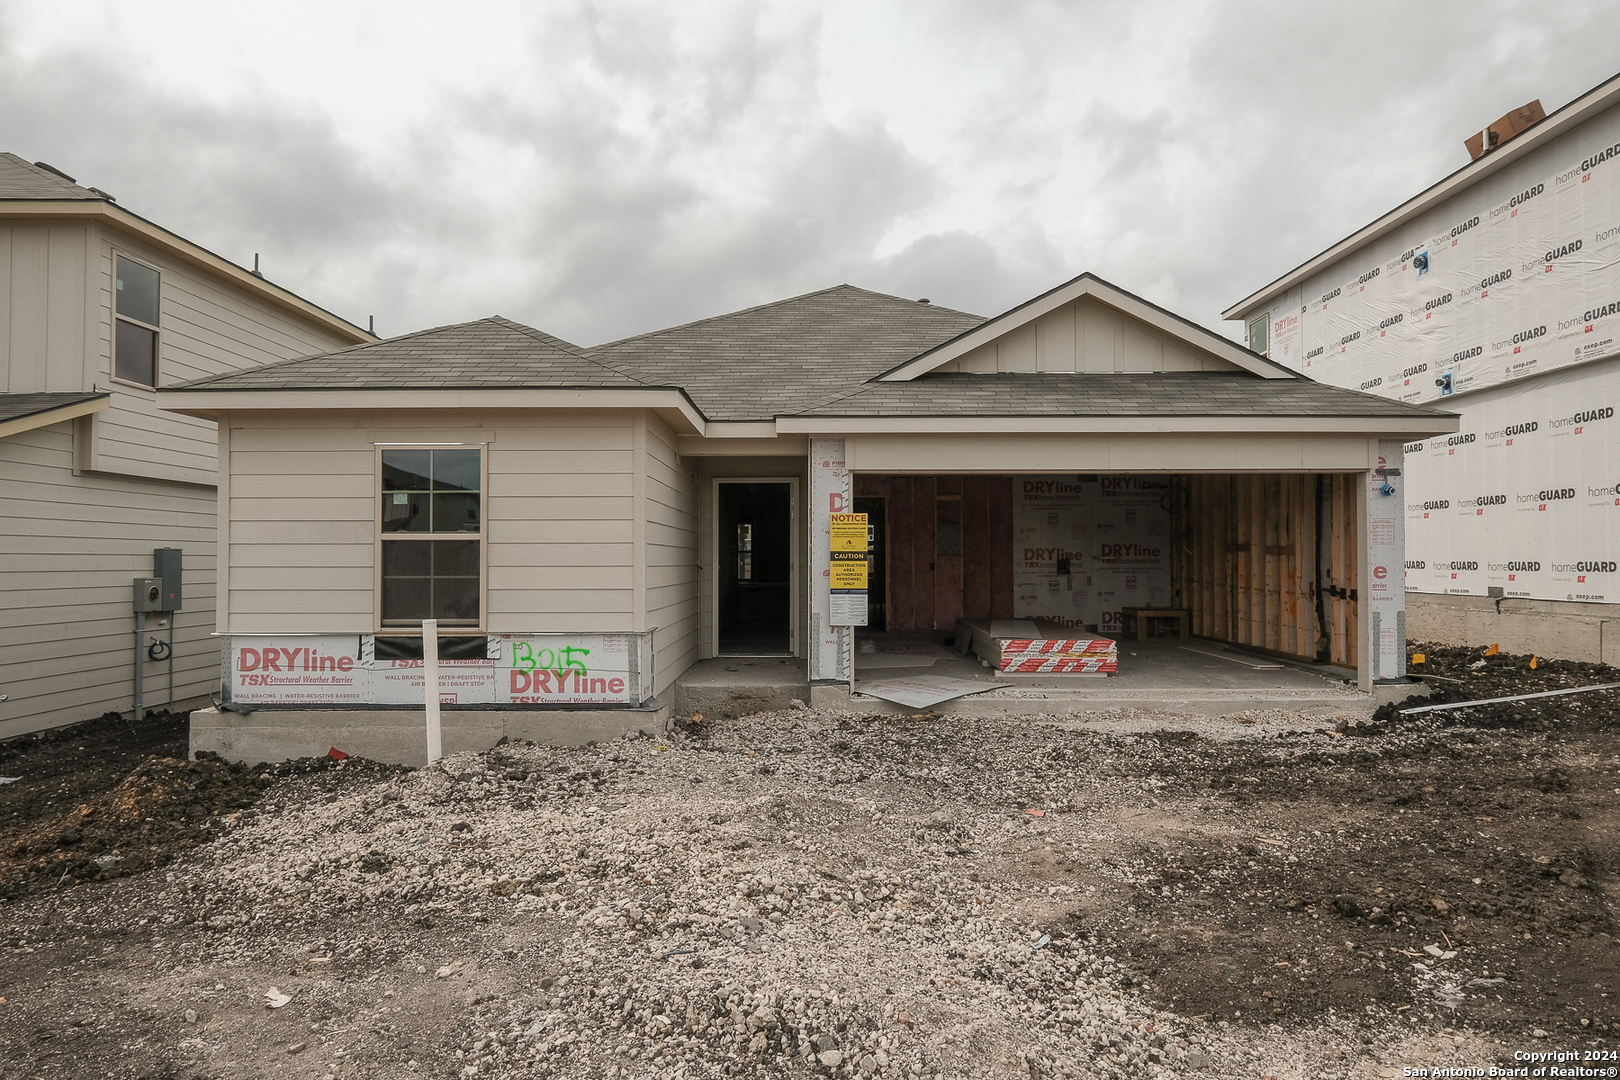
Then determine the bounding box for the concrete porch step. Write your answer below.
[672,657,809,720]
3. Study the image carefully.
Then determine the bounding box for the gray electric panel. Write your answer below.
[154,547,182,611]
[133,577,164,612]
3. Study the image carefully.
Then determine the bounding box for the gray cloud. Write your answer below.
[2,0,1617,347]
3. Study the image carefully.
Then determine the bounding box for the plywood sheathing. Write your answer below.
[854,475,1015,632]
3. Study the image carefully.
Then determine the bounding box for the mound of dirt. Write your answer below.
[0,755,268,896]
[1371,642,1620,732]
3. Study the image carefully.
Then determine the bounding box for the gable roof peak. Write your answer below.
[878,270,1297,382]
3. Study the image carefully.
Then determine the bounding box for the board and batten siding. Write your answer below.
[223,411,651,642]
[641,412,699,694]
[934,296,1240,374]
[85,222,357,487]
[0,421,218,737]
[0,223,92,395]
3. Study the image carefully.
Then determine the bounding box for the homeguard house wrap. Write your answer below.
[1226,70,1620,663]
[158,273,1458,763]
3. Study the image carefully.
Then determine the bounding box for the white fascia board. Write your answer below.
[1223,72,1620,321]
[880,274,1290,382]
[2,201,375,344]
[676,434,809,457]
[157,387,708,434]
[695,422,780,439]
[0,395,109,439]
[774,413,1458,436]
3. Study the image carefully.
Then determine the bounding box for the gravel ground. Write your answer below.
[0,644,1616,1079]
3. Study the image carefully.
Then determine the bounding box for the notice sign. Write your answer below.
[830,512,869,552]
[829,551,869,626]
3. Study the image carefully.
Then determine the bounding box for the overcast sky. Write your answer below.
[4,0,1619,346]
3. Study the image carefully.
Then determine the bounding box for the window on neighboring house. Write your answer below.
[379,447,483,629]
[114,254,161,386]
[1246,314,1269,356]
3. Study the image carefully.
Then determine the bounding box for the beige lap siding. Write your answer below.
[223,417,377,633]
[485,416,638,633]
[223,411,648,639]
[0,422,218,737]
[84,224,356,487]
[642,412,699,694]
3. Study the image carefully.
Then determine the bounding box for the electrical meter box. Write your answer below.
[154,547,183,610]
[133,578,164,612]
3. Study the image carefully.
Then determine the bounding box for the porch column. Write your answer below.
[1362,439,1407,686]
[809,438,851,682]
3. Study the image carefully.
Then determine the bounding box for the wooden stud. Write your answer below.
[989,477,1014,620]
[962,475,991,620]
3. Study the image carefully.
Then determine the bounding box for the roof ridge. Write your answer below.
[173,316,524,389]
[587,283,862,352]
[585,282,980,354]
[494,316,650,385]
[486,315,587,355]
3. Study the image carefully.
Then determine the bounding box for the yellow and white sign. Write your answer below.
[830,552,869,590]
[829,512,869,552]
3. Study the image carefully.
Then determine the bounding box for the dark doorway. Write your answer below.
[718,481,793,654]
[853,496,886,631]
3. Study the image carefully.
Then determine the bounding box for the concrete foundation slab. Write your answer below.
[811,683,1370,718]
[666,635,1395,723]
[1406,593,1620,665]
[191,702,671,766]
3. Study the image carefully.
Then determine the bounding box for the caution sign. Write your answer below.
[830,553,869,590]
[830,512,869,552]
[829,551,869,626]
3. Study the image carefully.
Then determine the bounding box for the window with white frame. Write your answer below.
[1245,314,1269,356]
[379,446,483,628]
[113,254,161,386]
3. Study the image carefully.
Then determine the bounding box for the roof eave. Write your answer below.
[0,200,375,345]
[774,413,1459,436]
[1223,71,1620,320]
[156,385,708,435]
[0,393,110,439]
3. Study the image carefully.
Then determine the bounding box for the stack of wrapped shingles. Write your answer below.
[997,630,1118,674]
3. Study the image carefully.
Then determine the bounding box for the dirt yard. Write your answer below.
[0,644,1616,1080]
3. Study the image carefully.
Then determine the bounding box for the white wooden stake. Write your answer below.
[423,619,442,764]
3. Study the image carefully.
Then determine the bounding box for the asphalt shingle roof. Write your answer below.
[0,392,107,425]
[588,285,986,420]
[176,317,647,391]
[794,372,1452,419]
[0,154,107,201]
[166,284,1452,427]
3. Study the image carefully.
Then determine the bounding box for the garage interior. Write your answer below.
[850,472,1360,673]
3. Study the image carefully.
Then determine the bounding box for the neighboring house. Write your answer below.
[159,273,1456,764]
[0,154,374,737]
[1224,71,1620,663]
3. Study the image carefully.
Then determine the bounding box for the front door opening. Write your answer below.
[718,481,793,655]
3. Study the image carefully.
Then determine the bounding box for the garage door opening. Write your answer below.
[717,480,795,655]
[850,472,1359,676]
